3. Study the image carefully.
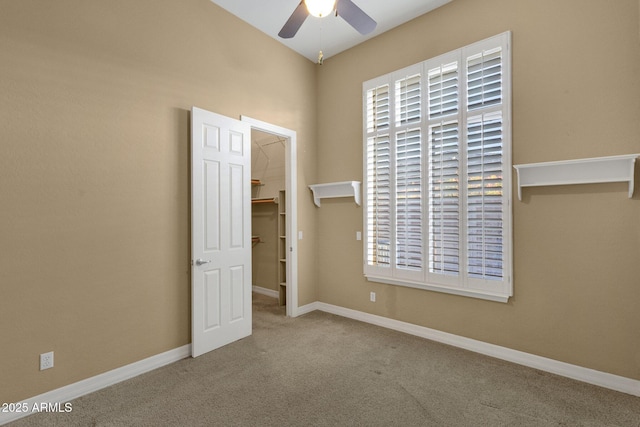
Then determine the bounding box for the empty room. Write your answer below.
[1,0,639,425]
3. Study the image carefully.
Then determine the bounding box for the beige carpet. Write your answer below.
[9,293,640,426]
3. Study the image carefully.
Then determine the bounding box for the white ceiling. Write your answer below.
[209,0,452,62]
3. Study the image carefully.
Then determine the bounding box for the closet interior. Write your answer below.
[251,130,287,306]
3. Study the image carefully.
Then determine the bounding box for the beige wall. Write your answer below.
[251,203,279,292]
[0,0,318,403]
[2,0,639,406]
[316,0,640,380]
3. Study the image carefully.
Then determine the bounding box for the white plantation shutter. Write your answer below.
[367,85,390,133]
[427,58,461,282]
[366,84,391,270]
[366,134,391,268]
[428,120,460,277]
[394,73,423,274]
[396,74,421,126]
[428,62,459,118]
[467,47,502,111]
[396,128,422,271]
[463,37,510,297]
[466,112,504,281]
[364,32,511,302]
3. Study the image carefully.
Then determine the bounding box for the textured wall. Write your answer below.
[2,0,638,406]
[0,0,318,402]
[251,203,279,292]
[316,0,640,380]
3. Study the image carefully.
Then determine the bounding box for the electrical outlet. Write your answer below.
[40,351,54,370]
[370,292,376,302]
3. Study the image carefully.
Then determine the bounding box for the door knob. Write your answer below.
[195,259,211,266]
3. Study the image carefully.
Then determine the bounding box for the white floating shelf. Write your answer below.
[513,154,639,201]
[309,181,361,207]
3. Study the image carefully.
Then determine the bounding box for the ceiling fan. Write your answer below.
[278,0,377,39]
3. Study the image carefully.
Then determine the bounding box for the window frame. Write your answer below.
[362,32,513,303]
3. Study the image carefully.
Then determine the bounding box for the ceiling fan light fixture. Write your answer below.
[304,0,336,18]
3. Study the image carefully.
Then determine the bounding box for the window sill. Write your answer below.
[365,275,511,303]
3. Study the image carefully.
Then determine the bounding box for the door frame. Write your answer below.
[241,116,299,317]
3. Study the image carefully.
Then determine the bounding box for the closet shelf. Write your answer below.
[251,197,279,205]
[308,181,361,207]
[513,154,639,201]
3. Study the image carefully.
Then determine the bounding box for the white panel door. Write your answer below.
[191,106,252,358]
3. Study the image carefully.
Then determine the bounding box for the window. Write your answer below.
[363,32,512,302]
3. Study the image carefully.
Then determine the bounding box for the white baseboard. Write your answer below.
[0,344,191,426]
[295,301,320,316]
[252,286,279,299]
[310,301,640,398]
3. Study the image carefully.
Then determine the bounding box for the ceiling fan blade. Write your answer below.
[336,0,377,35]
[278,1,309,39]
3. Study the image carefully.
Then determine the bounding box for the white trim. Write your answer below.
[241,116,298,318]
[296,301,322,316]
[312,302,640,397]
[252,285,279,299]
[366,275,510,303]
[0,345,191,426]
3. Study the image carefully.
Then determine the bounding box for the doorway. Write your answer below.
[242,116,298,318]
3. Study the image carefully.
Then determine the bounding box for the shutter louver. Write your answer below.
[366,84,392,268]
[394,74,422,272]
[366,135,391,267]
[428,62,458,118]
[367,85,390,132]
[427,62,460,276]
[429,121,460,276]
[466,112,504,280]
[467,47,502,111]
[396,74,421,126]
[396,128,422,271]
